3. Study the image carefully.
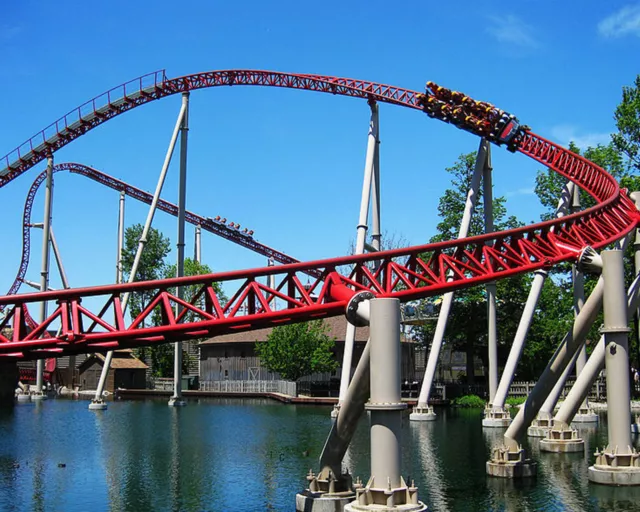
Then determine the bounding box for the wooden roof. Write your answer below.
[82,350,148,370]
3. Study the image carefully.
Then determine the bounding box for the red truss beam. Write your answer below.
[0,70,637,359]
[1,162,314,314]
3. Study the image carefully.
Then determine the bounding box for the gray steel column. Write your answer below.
[483,146,498,401]
[491,182,574,411]
[601,250,632,452]
[555,272,640,425]
[371,120,381,252]
[412,138,487,417]
[170,92,190,407]
[572,186,589,399]
[34,156,54,398]
[335,102,378,412]
[492,270,547,408]
[91,96,187,410]
[503,275,605,449]
[194,224,201,263]
[368,298,404,487]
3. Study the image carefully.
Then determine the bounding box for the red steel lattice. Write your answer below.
[0,70,638,359]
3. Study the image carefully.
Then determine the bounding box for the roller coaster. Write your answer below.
[0,70,638,360]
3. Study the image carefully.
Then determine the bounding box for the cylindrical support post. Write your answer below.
[601,250,632,452]
[483,146,498,402]
[503,275,605,449]
[335,102,379,416]
[91,95,187,410]
[370,119,381,252]
[35,155,54,398]
[170,92,190,407]
[555,272,640,425]
[492,270,547,408]
[369,298,403,487]
[194,224,201,263]
[412,138,487,419]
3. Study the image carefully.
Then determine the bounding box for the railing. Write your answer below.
[509,379,608,401]
[199,380,297,397]
[1,70,166,175]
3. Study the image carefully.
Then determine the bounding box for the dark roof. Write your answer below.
[200,315,411,345]
[80,350,148,370]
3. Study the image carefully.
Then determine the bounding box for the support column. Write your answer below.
[345,298,425,511]
[0,361,19,406]
[333,101,379,419]
[194,224,201,263]
[485,183,575,427]
[588,250,640,485]
[169,92,190,408]
[411,138,488,422]
[483,147,498,404]
[91,95,187,410]
[631,191,640,417]
[572,186,597,424]
[33,156,54,401]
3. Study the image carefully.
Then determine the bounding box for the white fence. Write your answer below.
[509,379,606,401]
[199,380,297,397]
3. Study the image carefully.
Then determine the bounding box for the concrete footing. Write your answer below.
[296,491,355,512]
[330,405,340,419]
[527,415,553,438]
[540,424,584,453]
[482,406,511,428]
[588,449,640,485]
[16,393,31,403]
[344,476,427,511]
[572,406,598,423]
[409,406,436,422]
[31,392,47,401]
[89,399,108,410]
[486,445,537,478]
[168,397,187,407]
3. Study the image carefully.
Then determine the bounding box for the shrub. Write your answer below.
[505,396,526,407]
[453,394,486,408]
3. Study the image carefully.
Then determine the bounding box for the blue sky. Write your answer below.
[1,1,639,303]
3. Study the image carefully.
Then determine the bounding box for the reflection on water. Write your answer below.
[1,401,640,511]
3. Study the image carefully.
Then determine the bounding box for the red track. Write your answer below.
[0,70,638,359]
[2,162,313,307]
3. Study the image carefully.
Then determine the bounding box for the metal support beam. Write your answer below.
[411,138,488,421]
[588,250,640,485]
[484,146,498,402]
[91,96,187,410]
[194,224,201,263]
[33,155,54,400]
[170,92,190,407]
[346,298,425,511]
[334,101,379,418]
[554,271,640,426]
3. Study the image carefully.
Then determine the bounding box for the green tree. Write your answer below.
[151,258,228,378]
[613,74,640,172]
[415,152,529,383]
[255,320,338,382]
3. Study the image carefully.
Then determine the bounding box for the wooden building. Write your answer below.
[78,350,148,392]
[199,316,416,393]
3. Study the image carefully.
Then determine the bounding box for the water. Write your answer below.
[1,399,640,511]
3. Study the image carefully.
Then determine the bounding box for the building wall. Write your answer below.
[200,341,415,383]
[79,361,115,392]
[113,369,146,390]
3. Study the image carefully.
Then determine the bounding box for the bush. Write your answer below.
[453,394,486,408]
[505,396,526,407]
